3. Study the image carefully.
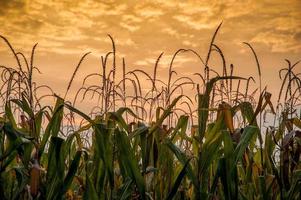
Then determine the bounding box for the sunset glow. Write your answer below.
[1,1,301,199]
[0,0,300,102]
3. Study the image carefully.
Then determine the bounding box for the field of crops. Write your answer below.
[0,25,301,200]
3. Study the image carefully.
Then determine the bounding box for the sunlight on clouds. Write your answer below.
[0,0,300,107]
[251,31,301,53]
[134,60,149,66]
[178,2,212,15]
[120,22,140,32]
[114,38,136,47]
[162,27,178,37]
[173,15,216,30]
[0,0,300,82]
[135,5,164,19]
[1,0,300,56]
[220,0,257,19]
[183,40,197,48]
[122,14,143,23]
[134,54,201,69]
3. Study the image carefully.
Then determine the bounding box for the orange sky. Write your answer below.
[0,0,300,110]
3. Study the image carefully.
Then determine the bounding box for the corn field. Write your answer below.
[0,25,301,200]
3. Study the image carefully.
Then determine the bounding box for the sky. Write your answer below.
[0,0,300,111]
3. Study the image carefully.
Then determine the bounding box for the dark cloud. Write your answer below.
[0,0,25,16]
[294,32,301,41]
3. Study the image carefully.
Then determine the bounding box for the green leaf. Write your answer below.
[150,95,183,134]
[84,174,99,200]
[64,102,92,123]
[93,123,114,189]
[199,119,224,175]
[234,126,258,164]
[166,158,191,200]
[60,151,82,196]
[115,129,146,199]
[170,115,190,142]
[39,97,64,158]
[45,137,65,200]
[165,140,198,188]
[198,76,245,140]
[4,102,17,128]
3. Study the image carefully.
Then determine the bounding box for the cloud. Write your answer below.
[182,40,197,48]
[134,60,149,66]
[120,22,140,32]
[173,15,216,30]
[294,32,301,41]
[122,14,142,23]
[0,0,300,58]
[0,0,133,55]
[114,38,137,47]
[134,53,201,69]
[178,2,212,15]
[251,31,301,53]
[0,0,300,114]
[135,5,164,19]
